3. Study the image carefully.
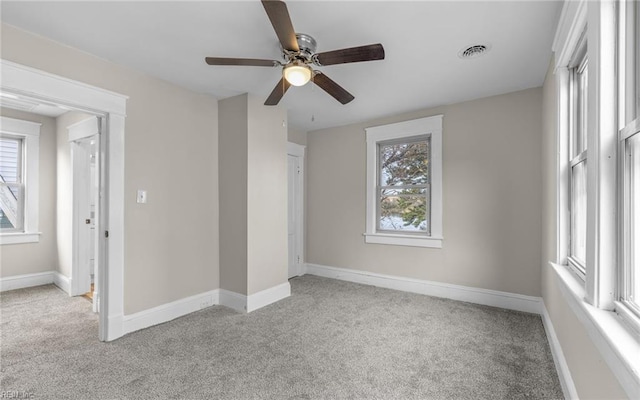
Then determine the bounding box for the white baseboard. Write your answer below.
[219,282,292,313]
[305,263,543,314]
[247,282,291,312]
[219,289,247,313]
[121,281,290,336]
[53,272,71,294]
[0,271,54,292]
[541,304,579,400]
[123,289,218,335]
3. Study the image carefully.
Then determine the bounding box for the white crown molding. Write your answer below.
[304,263,542,314]
[0,271,54,292]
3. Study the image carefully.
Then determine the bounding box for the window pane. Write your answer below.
[628,134,640,307]
[0,137,21,184]
[572,61,588,158]
[379,139,429,186]
[0,183,22,230]
[571,160,587,266]
[379,188,429,233]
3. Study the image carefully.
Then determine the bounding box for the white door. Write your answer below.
[287,154,298,278]
[71,137,94,296]
[69,117,101,306]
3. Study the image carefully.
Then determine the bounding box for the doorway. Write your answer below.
[287,142,305,279]
[69,117,101,313]
[1,59,127,341]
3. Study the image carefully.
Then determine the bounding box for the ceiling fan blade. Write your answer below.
[264,78,292,105]
[261,0,299,52]
[313,73,355,104]
[314,44,385,66]
[205,57,278,67]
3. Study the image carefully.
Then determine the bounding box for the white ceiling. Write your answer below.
[0,1,561,132]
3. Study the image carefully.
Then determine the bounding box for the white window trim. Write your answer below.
[0,116,41,245]
[552,1,640,397]
[364,115,443,248]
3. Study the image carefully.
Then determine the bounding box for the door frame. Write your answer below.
[287,142,305,277]
[68,117,99,300]
[1,59,127,341]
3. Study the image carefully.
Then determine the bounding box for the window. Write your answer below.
[569,43,588,275]
[551,1,640,395]
[365,115,442,248]
[0,137,23,230]
[378,137,430,234]
[619,0,640,321]
[622,130,640,315]
[0,116,41,244]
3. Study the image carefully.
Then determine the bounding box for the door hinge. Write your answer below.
[297,255,300,263]
[105,230,109,238]
[297,167,300,174]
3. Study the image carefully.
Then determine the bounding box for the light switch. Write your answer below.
[137,190,147,204]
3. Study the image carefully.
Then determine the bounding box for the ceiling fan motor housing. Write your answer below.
[294,33,317,61]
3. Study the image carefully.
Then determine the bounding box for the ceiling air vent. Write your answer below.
[458,44,490,59]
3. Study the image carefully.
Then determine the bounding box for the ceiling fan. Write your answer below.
[204,0,385,106]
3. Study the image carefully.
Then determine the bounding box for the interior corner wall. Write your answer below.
[1,23,220,314]
[218,94,289,296]
[0,108,57,277]
[540,57,627,399]
[307,87,543,297]
[218,94,249,295]
[247,95,288,295]
[55,111,94,279]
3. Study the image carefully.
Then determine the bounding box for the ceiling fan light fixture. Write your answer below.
[283,62,312,86]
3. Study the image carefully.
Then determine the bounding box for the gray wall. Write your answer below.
[540,58,627,399]
[0,108,57,277]
[287,127,307,146]
[307,87,543,296]
[246,95,288,295]
[219,94,289,296]
[219,95,249,295]
[2,23,219,314]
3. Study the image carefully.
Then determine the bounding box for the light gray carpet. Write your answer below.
[1,275,563,399]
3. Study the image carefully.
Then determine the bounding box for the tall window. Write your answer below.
[619,0,640,319]
[569,44,588,275]
[365,115,442,248]
[377,137,430,234]
[0,116,41,244]
[622,132,640,314]
[0,137,23,231]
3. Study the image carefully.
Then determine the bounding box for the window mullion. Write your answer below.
[584,0,617,310]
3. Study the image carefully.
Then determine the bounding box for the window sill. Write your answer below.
[0,232,41,245]
[363,233,443,248]
[550,262,640,398]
